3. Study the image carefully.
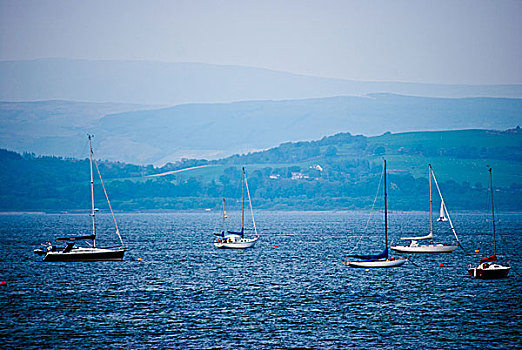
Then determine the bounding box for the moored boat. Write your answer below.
[346,257,407,268]
[468,168,510,279]
[391,164,459,253]
[468,258,510,279]
[34,135,126,261]
[214,167,259,249]
[345,160,407,268]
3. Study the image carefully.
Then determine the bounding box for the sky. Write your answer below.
[0,0,521,85]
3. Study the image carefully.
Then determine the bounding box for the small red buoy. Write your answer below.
[274,245,278,248]
[439,263,445,267]
[0,281,7,286]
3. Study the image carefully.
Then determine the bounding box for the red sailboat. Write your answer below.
[468,168,510,279]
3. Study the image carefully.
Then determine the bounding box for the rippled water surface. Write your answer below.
[1,211,521,349]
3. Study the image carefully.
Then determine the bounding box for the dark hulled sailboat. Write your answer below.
[468,168,510,279]
[344,159,407,268]
[34,135,126,261]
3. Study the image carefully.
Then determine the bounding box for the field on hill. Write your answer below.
[1,128,520,212]
[155,129,522,188]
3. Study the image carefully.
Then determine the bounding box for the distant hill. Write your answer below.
[1,59,522,105]
[2,94,521,165]
[211,128,522,192]
[0,100,151,158]
[53,94,522,164]
[1,128,521,212]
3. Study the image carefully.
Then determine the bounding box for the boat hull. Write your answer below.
[390,244,457,253]
[214,237,258,249]
[468,263,510,279]
[43,248,125,262]
[344,258,407,268]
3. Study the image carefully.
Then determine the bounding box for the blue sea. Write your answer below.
[1,211,521,349]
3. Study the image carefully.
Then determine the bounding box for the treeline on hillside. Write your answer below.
[1,148,521,211]
[218,130,522,165]
[0,149,154,210]
[223,133,368,164]
[157,129,522,174]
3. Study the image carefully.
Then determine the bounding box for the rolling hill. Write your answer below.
[2,58,522,106]
[0,100,151,158]
[2,95,521,165]
[1,128,521,212]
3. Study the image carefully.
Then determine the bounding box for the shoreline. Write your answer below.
[1,209,521,215]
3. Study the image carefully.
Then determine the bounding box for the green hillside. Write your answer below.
[367,129,522,187]
[161,129,522,188]
[1,128,521,212]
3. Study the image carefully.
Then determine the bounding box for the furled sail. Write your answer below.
[400,232,433,241]
[480,254,497,263]
[347,248,388,261]
[227,228,244,237]
[57,235,96,241]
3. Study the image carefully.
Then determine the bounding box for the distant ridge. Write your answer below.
[1,94,521,165]
[1,58,522,105]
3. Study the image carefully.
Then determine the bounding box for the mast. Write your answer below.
[241,167,245,233]
[244,171,259,237]
[222,198,226,234]
[384,159,388,250]
[429,164,433,236]
[489,168,496,256]
[432,169,460,243]
[88,134,96,248]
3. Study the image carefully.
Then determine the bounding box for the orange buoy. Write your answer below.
[0,281,7,286]
[475,249,480,253]
[439,263,445,267]
[137,258,143,261]
[274,245,278,248]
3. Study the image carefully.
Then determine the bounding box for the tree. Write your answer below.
[325,146,337,157]
[374,146,385,155]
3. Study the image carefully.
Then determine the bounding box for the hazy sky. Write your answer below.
[1,0,521,84]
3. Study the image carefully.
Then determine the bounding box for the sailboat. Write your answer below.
[437,200,448,221]
[214,167,259,249]
[344,160,407,268]
[468,168,510,279]
[34,135,126,261]
[391,164,460,253]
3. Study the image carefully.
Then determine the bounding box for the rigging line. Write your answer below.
[492,206,507,258]
[408,256,419,267]
[244,171,258,237]
[226,170,244,206]
[509,265,522,277]
[92,155,125,247]
[347,169,384,256]
[431,169,460,244]
[484,184,494,255]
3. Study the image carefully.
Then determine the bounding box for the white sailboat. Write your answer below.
[34,135,126,261]
[391,164,459,253]
[214,167,259,249]
[437,200,448,222]
[468,168,510,279]
[344,160,407,268]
